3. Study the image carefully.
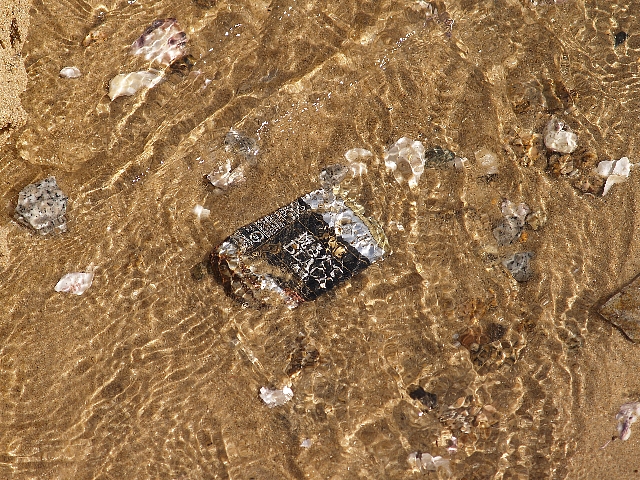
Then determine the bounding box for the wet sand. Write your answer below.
[2,0,640,478]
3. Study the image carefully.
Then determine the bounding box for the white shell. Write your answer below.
[597,157,632,196]
[344,148,372,176]
[193,204,210,219]
[543,117,578,154]
[474,148,499,174]
[207,159,246,190]
[259,386,293,407]
[407,452,451,474]
[108,70,163,101]
[384,137,425,189]
[59,66,81,78]
[55,271,94,295]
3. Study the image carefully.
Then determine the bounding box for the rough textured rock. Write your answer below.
[14,176,68,235]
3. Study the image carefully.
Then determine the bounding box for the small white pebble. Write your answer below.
[300,438,312,448]
[59,66,82,78]
[55,271,94,295]
[193,204,210,219]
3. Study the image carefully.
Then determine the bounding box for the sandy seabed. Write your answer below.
[2,0,640,478]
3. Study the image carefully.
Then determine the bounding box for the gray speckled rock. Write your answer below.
[15,176,68,235]
[503,252,534,282]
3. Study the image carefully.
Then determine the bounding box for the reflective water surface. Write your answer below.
[2,0,640,478]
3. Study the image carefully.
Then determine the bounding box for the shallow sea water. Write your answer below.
[2,0,640,478]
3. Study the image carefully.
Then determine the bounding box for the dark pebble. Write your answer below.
[614,31,628,47]
[407,385,438,409]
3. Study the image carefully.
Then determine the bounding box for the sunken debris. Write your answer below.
[212,189,387,308]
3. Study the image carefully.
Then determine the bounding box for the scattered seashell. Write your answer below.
[597,157,632,196]
[259,386,293,407]
[206,159,246,190]
[543,117,578,154]
[59,66,81,78]
[494,200,530,246]
[474,148,499,175]
[131,18,188,66]
[193,204,210,219]
[55,271,94,295]
[384,137,425,189]
[15,177,68,235]
[525,210,547,231]
[300,438,312,448]
[344,148,372,176]
[108,70,163,101]
[616,401,640,441]
[407,452,451,475]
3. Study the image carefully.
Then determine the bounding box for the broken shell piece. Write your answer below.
[59,66,81,78]
[55,271,94,295]
[493,217,522,246]
[131,18,188,66]
[108,70,163,101]
[344,148,372,176]
[525,210,547,231]
[300,438,312,448]
[543,117,578,154]
[616,402,640,441]
[259,386,293,407]
[384,137,425,189]
[207,159,246,190]
[407,452,451,474]
[15,176,68,235]
[597,157,632,196]
[193,204,210,219]
[474,148,499,175]
[344,148,372,163]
